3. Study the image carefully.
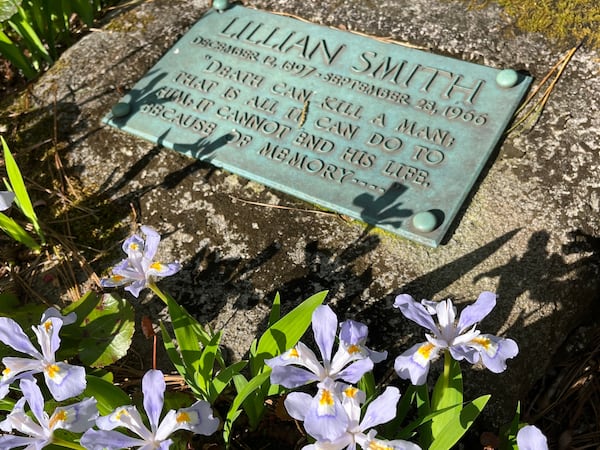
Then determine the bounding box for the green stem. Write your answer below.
[442,349,451,393]
[52,437,86,450]
[149,282,168,305]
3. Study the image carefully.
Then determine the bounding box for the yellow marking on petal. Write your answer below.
[417,342,435,359]
[319,389,334,407]
[111,274,125,282]
[176,412,191,423]
[347,344,361,354]
[2,367,10,377]
[49,410,68,430]
[472,337,491,349]
[471,336,498,356]
[129,243,139,251]
[344,386,359,399]
[288,347,300,359]
[46,364,61,379]
[368,441,393,450]
[115,408,129,420]
[150,262,163,271]
[44,320,53,333]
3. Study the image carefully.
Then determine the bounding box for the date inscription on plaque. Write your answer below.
[104,5,531,246]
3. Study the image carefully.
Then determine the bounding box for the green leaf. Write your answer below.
[429,395,490,450]
[223,371,271,444]
[1,136,44,243]
[267,291,281,327]
[0,29,36,78]
[251,290,328,375]
[500,402,521,450]
[427,352,463,445]
[62,292,135,368]
[0,212,40,250]
[84,374,130,415]
[209,360,247,402]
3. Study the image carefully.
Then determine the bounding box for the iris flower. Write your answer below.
[266,305,386,388]
[0,191,15,211]
[0,377,97,449]
[80,369,219,449]
[285,383,421,449]
[101,226,181,298]
[393,292,519,385]
[516,425,548,450]
[0,307,86,401]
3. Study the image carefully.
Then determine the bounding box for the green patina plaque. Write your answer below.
[104,4,531,247]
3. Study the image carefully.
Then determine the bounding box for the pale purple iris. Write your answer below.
[0,307,86,401]
[101,226,181,298]
[0,378,97,449]
[266,305,387,388]
[81,369,219,450]
[393,292,519,385]
[0,191,15,211]
[285,383,421,449]
[516,425,548,450]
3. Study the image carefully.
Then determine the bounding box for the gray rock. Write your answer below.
[6,0,599,431]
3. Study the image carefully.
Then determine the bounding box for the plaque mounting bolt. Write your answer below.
[111,99,131,118]
[496,69,519,88]
[212,0,229,12]
[412,211,439,233]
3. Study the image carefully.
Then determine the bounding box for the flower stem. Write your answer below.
[442,349,451,392]
[53,437,86,450]
[149,282,168,305]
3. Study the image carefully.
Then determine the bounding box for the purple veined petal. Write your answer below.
[394,342,440,385]
[449,344,480,364]
[142,369,165,432]
[19,378,46,428]
[97,405,152,441]
[312,305,338,365]
[269,365,320,388]
[336,358,374,384]
[457,291,496,331]
[393,295,438,334]
[33,316,64,361]
[475,335,519,373]
[122,233,145,258]
[359,386,400,431]
[140,225,161,260]
[0,318,41,357]
[434,300,457,332]
[44,362,86,401]
[0,381,10,400]
[339,385,364,424]
[284,392,313,421]
[52,397,98,433]
[168,400,219,436]
[339,320,368,345]
[100,274,130,288]
[81,429,147,450]
[146,261,181,278]
[0,435,44,449]
[41,307,77,327]
[0,191,15,211]
[516,425,548,450]
[2,357,43,382]
[266,342,324,376]
[125,280,148,298]
[357,429,422,450]
[303,379,350,441]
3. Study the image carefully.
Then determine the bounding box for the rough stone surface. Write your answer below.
[4,0,600,429]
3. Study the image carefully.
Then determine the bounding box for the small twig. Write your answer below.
[508,44,579,134]
[228,195,337,216]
